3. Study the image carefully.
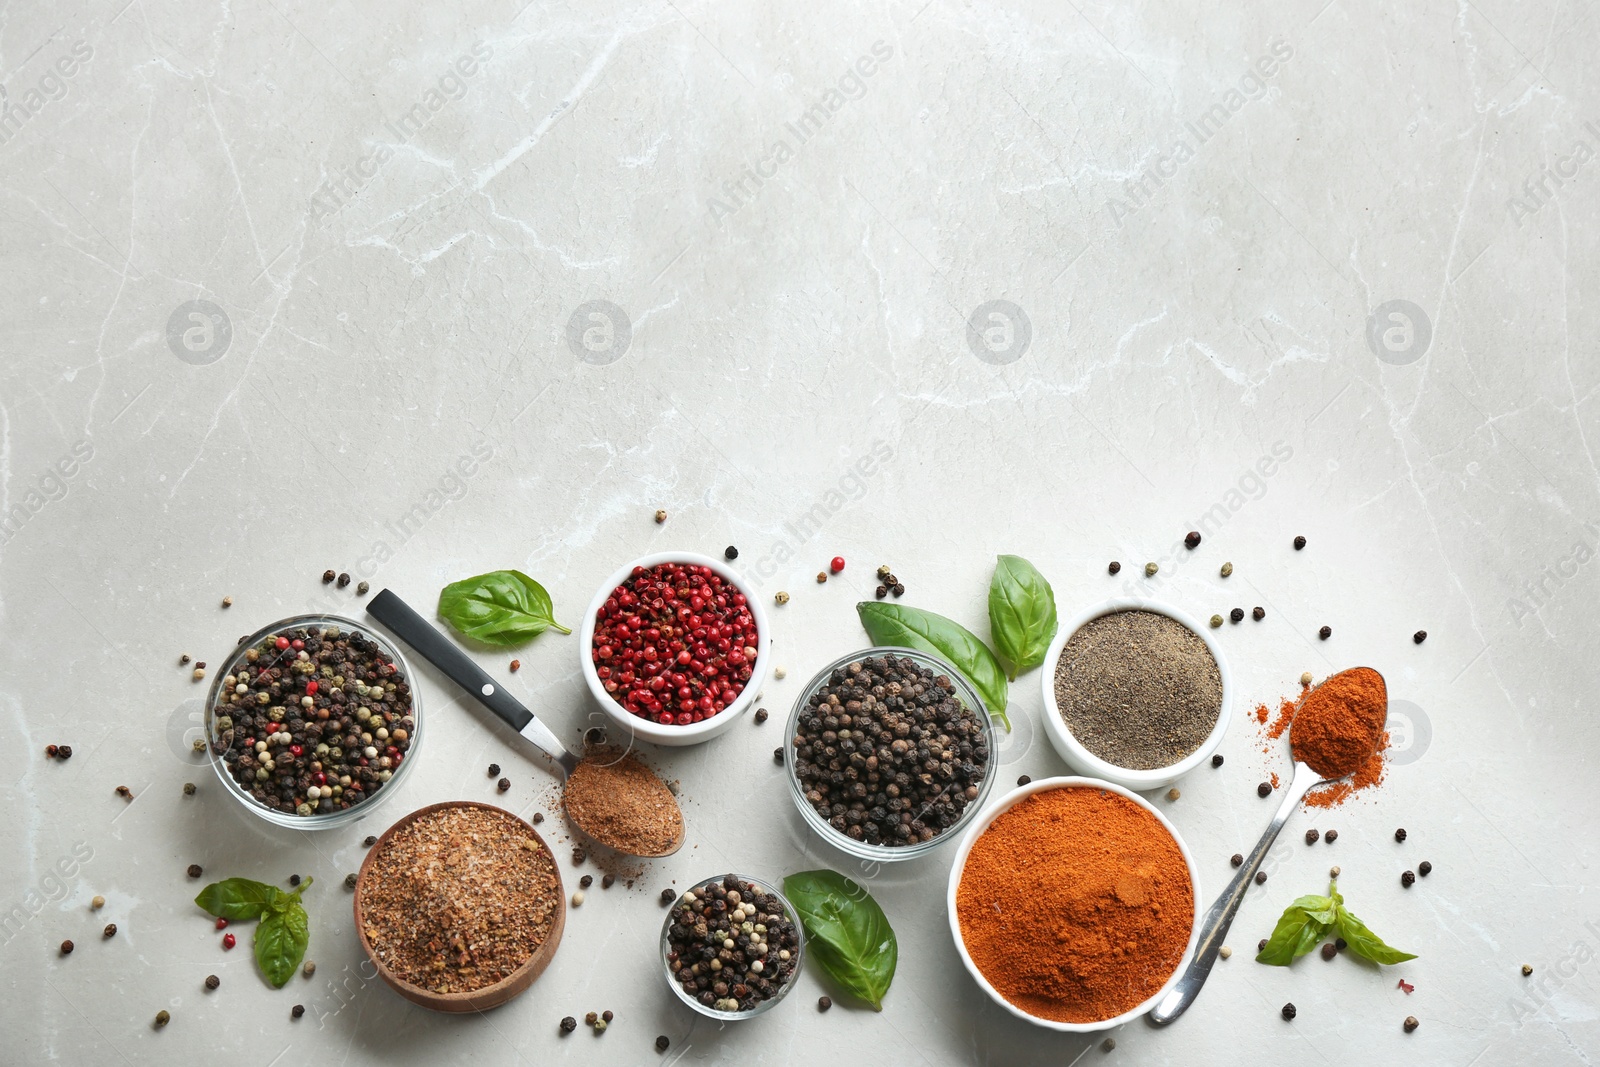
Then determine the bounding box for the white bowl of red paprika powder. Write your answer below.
[946,777,1202,1031]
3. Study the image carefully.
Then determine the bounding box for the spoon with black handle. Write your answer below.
[1147,667,1386,1026]
[365,588,684,857]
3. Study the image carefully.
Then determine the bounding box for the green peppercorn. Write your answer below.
[1220,562,1233,577]
[154,1010,170,1028]
[1144,562,1158,577]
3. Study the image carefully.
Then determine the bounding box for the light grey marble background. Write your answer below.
[3,0,1597,1063]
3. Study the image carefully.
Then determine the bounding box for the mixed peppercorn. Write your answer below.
[209,625,414,817]
[665,875,800,1012]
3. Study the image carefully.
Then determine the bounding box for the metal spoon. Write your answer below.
[366,588,685,858]
[1148,667,1386,1026]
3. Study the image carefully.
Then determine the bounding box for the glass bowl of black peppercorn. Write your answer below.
[203,615,423,830]
[785,648,998,862]
[660,873,805,1020]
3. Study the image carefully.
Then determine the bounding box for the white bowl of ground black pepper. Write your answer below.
[1040,600,1230,792]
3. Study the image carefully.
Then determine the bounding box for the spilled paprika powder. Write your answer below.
[1257,667,1389,808]
[955,787,1193,1023]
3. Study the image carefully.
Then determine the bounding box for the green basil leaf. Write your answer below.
[856,602,1010,729]
[1335,906,1417,965]
[987,555,1058,680]
[438,570,571,646]
[194,878,279,922]
[1255,898,1335,966]
[783,870,897,1011]
[254,903,310,988]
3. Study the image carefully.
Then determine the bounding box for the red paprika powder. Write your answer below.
[955,787,1193,1023]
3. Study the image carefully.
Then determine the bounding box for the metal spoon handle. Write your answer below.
[1148,761,1322,1026]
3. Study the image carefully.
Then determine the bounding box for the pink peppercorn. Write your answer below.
[275,636,290,650]
[215,918,228,930]
[222,933,236,950]
[830,556,845,573]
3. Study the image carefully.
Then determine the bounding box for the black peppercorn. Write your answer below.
[1257,782,1272,797]
[1413,630,1427,644]
[187,864,203,879]
[773,747,784,765]
[1252,606,1265,621]
[289,874,301,887]
[1395,827,1407,842]
[1229,608,1244,623]
[656,1035,670,1051]
[1320,942,1336,960]
[572,847,586,865]
[1403,1016,1419,1032]
[364,836,377,847]
[532,812,544,824]
[1017,774,1031,786]
[1419,860,1432,877]
[1231,853,1243,867]
[103,923,117,938]
[205,975,220,990]
[1305,829,1320,845]
[1335,938,1347,951]
[498,777,511,793]
[1293,536,1306,550]
[291,1004,305,1019]
[875,585,888,598]
[1254,871,1267,885]
[1185,531,1201,549]
[580,875,593,889]
[1324,829,1338,844]
[57,745,71,759]
[1108,561,1121,574]
[892,583,905,597]
[60,939,73,955]
[1211,754,1224,768]
[322,569,336,583]
[660,888,676,905]
[1258,938,1268,953]
[488,763,500,777]
[724,546,739,560]
[1281,1002,1297,1020]
[1318,626,1332,640]
[344,873,358,889]
[754,708,768,724]
[336,572,351,587]
[1401,870,1416,888]
[818,996,832,1011]
[602,874,615,889]
[560,1016,577,1034]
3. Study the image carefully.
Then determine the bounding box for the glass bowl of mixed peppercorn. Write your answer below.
[660,873,805,1020]
[785,647,997,862]
[204,615,422,829]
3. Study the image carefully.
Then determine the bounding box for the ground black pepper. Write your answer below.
[791,654,989,847]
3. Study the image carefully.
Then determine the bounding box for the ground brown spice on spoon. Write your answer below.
[563,746,684,856]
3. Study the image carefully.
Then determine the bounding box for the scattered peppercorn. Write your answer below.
[532,812,544,824]
[1258,938,1268,952]
[1255,871,1267,885]
[1330,866,1341,878]
[602,1010,614,1023]
[1211,753,1224,767]
[1281,1002,1297,1020]
[221,596,233,608]
[656,1035,670,1052]
[891,583,905,597]
[183,782,197,796]
[1219,945,1232,959]
[773,747,784,765]
[1145,562,1158,576]
[815,571,827,584]
[875,585,888,598]
[1229,608,1244,623]
[302,960,315,978]
[1220,562,1233,577]
[205,975,219,990]
[357,581,370,595]
[654,509,667,524]
[725,546,739,560]
[115,785,132,798]
[585,1012,598,1026]
[487,763,500,777]
[1300,671,1313,686]
[830,557,845,573]
[60,939,74,955]
[287,874,301,887]
[509,660,520,672]
[660,889,676,905]
[180,654,191,665]
[1401,870,1416,888]
[1403,1016,1419,1033]
[1102,1037,1117,1051]
[498,777,511,793]
[572,891,585,907]
[877,565,892,580]
[1394,827,1407,842]
[1335,938,1347,951]
[1231,853,1243,867]
[1419,861,1433,877]
[364,836,377,847]
[187,864,202,878]
[1108,561,1121,574]
[1252,606,1265,621]
[154,1010,170,1028]
[1318,626,1332,640]
[1523,964,1533,976]
[602,874,615,889]
[1293,536,1306,550]
[292,1005,305,1019]
[1185,531,1202,549]
[580,875,593,889]
[337,573,351,588]
[572,846,586,865]
[91,896,104,910]
[1321,942,1336,961]
[322,569,336,583]
[1167,787,1181,801]
[344,873,357,889]
[818,996,832,1012]
[1325,829,1338,844]
[560,1016,577,1034]
[1257,782,1272,797]
[594,1019,608,1033]
[774,591,789,605]
[45,744,57,758]
[1210,614,1223,628]
[103,923,116,938]
[1018,775,1032,786]
[1413,630,1427,644]
[215,918,227,930]
[754,708,768,724]
[1306,829,1320,845]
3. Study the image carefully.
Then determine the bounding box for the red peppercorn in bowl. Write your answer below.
[580,553,771,746]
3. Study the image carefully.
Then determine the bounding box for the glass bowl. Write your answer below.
[204,613,423,831]
[659,873,805,1021]
[784,647,999,863]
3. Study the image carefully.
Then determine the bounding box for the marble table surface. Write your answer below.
[3,0,1597,1063]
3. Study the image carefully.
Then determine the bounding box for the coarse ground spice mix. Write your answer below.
[956,787,1193,1023]
[360,805,560,994]
[563,746,683,855]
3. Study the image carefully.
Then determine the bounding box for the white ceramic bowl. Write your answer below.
[1039,598,1231,791]
[945,776,1202,1031]
[579,551,772,747]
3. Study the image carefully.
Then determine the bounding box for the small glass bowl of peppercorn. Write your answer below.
[660,873,805,1020]
[203,615,422,830]
[579,552,772,747]
[785,648,998,862]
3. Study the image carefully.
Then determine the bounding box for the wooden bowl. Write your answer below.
[353,800,565,1012]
